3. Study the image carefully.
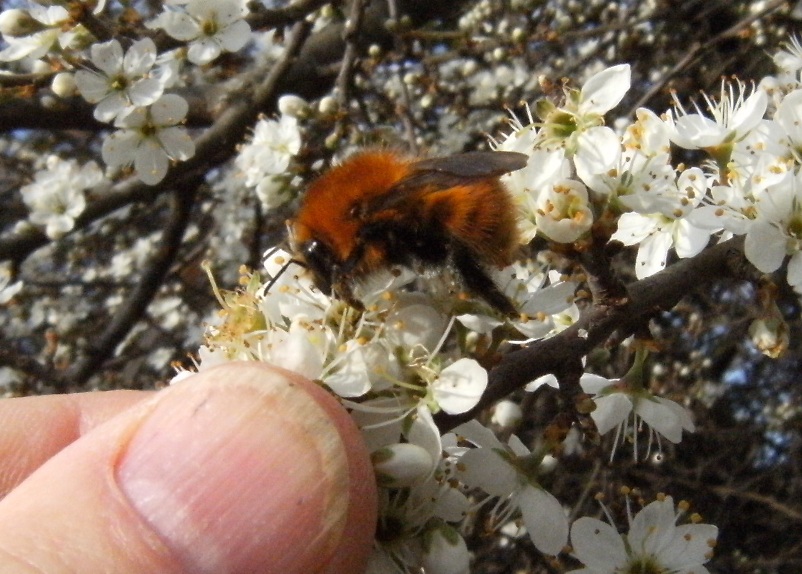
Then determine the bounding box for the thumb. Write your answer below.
[0,362,377,574]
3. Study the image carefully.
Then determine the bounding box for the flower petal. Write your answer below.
[128,78,164,107]
[91,39,123,76]
[134,139,169,185]
[518,485,569,555]
[102,129,140,167]
[634,396,683,443]
[580,64,631,115]
[628,497,677,557]
[157,126,195,161]
[591,393,632,436]
[75,70,110,104]
[217,18,251,52]
[657,524,718,569]
[745,222,786,273]
[432,358,488,415]
[150,94,189,125]
[123,37,157,76]
[570,517,627,571]
[187,37,222,65]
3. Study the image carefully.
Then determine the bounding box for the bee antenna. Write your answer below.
[264,255,306,294]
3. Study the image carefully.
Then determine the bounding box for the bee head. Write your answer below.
[288,220,335,296]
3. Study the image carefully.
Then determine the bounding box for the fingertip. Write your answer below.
[119,362,378,573]
[0,362,377,574]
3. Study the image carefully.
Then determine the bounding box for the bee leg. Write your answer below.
[332,277,365,312]
[452,244,518,317]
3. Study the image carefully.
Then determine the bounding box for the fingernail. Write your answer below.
[117,364,351,574]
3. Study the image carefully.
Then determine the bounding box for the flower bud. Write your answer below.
[51,72,77,98]
[0,9,39,37]
[277,94,309,118]
[31,60,50,74]
[317,95,338,115]
[749,316,789,358]
[422,522,469,574]
[492,400,523,428]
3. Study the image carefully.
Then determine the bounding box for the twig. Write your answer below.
[627,0,789,115]
[386,0,419,154]
[434,236,748,432]
[248,0,331,30]
[63,188,197,388]
[335,0,370,108]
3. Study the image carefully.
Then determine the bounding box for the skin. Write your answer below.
[0,362,378,574]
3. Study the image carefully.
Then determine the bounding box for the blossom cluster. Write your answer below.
[190,255,578,570]
[0,0,254,188]
[190,247,716,571]
[494,48,802,297]
[175,39,802,571]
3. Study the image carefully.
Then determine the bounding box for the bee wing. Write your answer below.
[410,151,528,179]
[366,151,528,214]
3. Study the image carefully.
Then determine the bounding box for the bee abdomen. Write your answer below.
[423,181,518,265]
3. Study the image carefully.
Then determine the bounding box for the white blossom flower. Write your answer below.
[579,108,676,210]
[75,38,163,122]
[0,5,78,62]
[492,117,571,244]
[507,266,577,339]
[611,168,712,279]
[455,420,569,555]
[581,371,695,461]
[260,249,330,323]
[102,94,195,185]
[495,66,629,245]
[147,0,251,65]
[666,80,767,154]
[569,496,718,574]
[537,63,631,157]
[773,36,802,76]
[505,147,569,244]
[744,171,802,290]
[236,114,302,208]
[535,179,594,243]
[20,156,104,239]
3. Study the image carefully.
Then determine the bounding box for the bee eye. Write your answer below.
[302,239,334,295]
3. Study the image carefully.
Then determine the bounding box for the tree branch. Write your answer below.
[434,236,748,431]
[61,186,198,388]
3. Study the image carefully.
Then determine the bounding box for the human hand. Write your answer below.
[0,362,377,573]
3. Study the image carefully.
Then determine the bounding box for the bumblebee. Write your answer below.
[288,150,528,315]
